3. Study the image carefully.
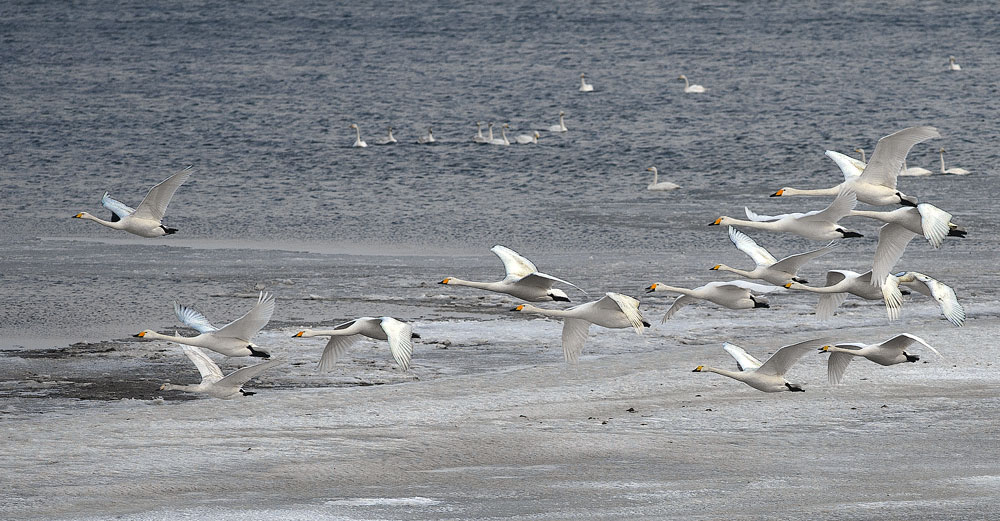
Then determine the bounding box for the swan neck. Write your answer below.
[654,285,692,295]
[783,186,840,196]
[651,168,658,183]
[717,265,752,278]
[702,366,744,380]
[81,213,123,229]
[849,209,888,221]
[447,278,497,291]
[940,150,946,173]
[826,346,861,356]
[521,305,573,318]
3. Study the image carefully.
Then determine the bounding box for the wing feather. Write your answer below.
[213,292,275,341]
[872,224,918,287]
[728,227,777,266]
[722,342,763,371]
[216,358,285,390]
[916,204,953,249]
[101,192,136,220]
[756,337,833,376]
[380,317,415,371]
[180,345,224,383]
[802,186,856,223]
[769,242,836,275]
[605,292,645,334]
[827,351,856,385]
[859,126,940,189]
[317,335,359,372]
[561,318,591,364]
[491,245,538,279]
[131,166,193,222]
[174,301,219,334]
[824,150,865,181]
[662,295,694,322]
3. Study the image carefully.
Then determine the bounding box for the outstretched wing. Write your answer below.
[859,126,940,189]
[216,358,285,390]
[561,318,591,364]
[826,345,862,385]
[906,273,965,327]
[916,203,953,249]
[770,242,836,275]
[662,294,694,323]
[744,206,809,222]
[728,227,777,266]
[491,245,538,279]
[816,292,848,320]
[722,342,763,371]
[174,301,219,334]
[180,345,224,383]
[880,333,942,357]
[213,292,276,341]
[824,150,865,181]
[318,334,359,372]
[756,337,833,377]
[871,223,918,287]
[712,280,782,293]
[882,274,905,321]
[131,166,193,222]
[515,272,587,295]
[101,192,136,221]
[802,186,856,223]
[601,293,646,334]
[380,317,415,371]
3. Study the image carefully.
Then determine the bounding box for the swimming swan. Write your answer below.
[710,226,835,286]
[73,166,193,238]
[693,337,833,392]
[375,126,397,145]
[159,346,284,399]
[645,280,778,322]
[473,122,488,144]
[678,74,706,93]
[579,73,593,92]
[770,126,940,206]
[512,292,648,364]
[948,56,961,71]
[712,186,863,241]
[350,123,367,147]
[135,292,276,358]
[899,158,931,177]
[820,333,941,385]
[882,271,965,326]
[646,167,680,191]
[939,148,969,175]
[547,112,568,132]
[293,317,417,372]
[417,128,435,144]
[515,131,540,144]
[439,245,585,302]
[490,124,511,146]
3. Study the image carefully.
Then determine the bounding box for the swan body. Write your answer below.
[821,333,941,385]
[512,293,648,364]
[490,124,511,146]
[293,317,416,372]
[160,346,284,399]
[515,131,540,144]
[579,73,593,92]
[646,167,680,191]
[349,123,367,147]
[771,126,941,206]
[417,128,435,144]
[375,126,397,145]
[900,159,931,177]
[948,56,961,71]
[135,292,276,358]
[439,245,585,302]
[73,166,192,238]
[882,271,965,326]
[645,280,778,322]
[939,148,969,175]
[849,203,965,286]
[784,270,884,320]
[693,337,833,392]
[712,186,863,241]
[473,122,488,144]
[678,74,706,93]
[547,112,567,132]
[711,226,835,286]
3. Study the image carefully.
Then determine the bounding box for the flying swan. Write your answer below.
[159,345,284,399]
[710,226,835,286]
[692,337,833,392]
[784,270,885,320]
[73,166,193,238]
[820,333,941,385]
[711,185,863,241]
[293,317,417,372]
[882,271,965,327]
[439,245,585,302]
[645,280,779,322]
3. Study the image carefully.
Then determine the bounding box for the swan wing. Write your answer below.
[213,292,275,341]
[711,280,781,293]
[816,292,848,319]
[756,337,832,377]
[173,301,219,333]
[824,150,865,181]
[906,273,965,327]
[871,224,917,287]
[770,242,836,275]
[882,274,904,321]
[491,245,538,279]
[380,317,415,371]
[601,292,645,334]
[916,204,953,249]
[216,358,285,390]
[317,334,359,372]
[180,345,225,383]
[516,272,587,295]
[561,318,591,364]
[859,126,940,189]
[662,295,694,323]
[744,206,803,222]
[801,186,856,223]
[131,166,193,222]
[728,227,777,266]
[880,333,942,358]
[101,192,136,221]
[827,351,857,385]
[722,342,763,371]
[825,270,851,287]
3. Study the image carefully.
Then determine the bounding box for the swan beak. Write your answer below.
[133,332,146,338]
[159,383,167,390]
[511,305,525,312]
[293,331,304,337]
[645,283,657,293]
[820,345,830,352]
[439,278,450,284]
[770,189,784,197]
[784,283,793,288]
[708,218,722,226]
[710,265,720,271]
[73,213,84,218]
[692,366,703,372]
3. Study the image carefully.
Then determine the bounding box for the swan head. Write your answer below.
[134,330,154,338]
[559,111,565,116]
[533,131,540,138]
[819,345,831,352]
[511,304,526,312]
[939,147,946,153]
[678,75,687,80]
[547,288,571,302]
[350,123,358,129]
[73,212,92,219]
[439,277,451,285]
[293,330,322,338]
[645,283,662,293]
[692,365,704,372]
[647,167,657,173]
[708,217,725,226]
[580,73,586,78]
[710,265,722,271]
[770,188,787,197]
[159,383,175,391]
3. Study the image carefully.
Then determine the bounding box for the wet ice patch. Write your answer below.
[325,496,441,506]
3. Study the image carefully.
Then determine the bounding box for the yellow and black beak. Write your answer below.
[710,265,721,271]
[708,217,722,226]
[439,278,450,285]
[770,189,784,197]
[692,365,704,372]
[645,283,658,293]
[511,305,524,312]
[293,331,304,337]
[133,331,146,338]
[73,213,84,218]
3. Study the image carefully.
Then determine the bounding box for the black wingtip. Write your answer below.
[411,332,421,339]
[248,346,270,359]
[642,320,652,328]
[550,295,571,302]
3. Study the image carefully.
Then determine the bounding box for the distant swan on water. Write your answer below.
[899,158,931,176]
[490,124,510,146]
[473,122,487,144]
[939,148,969,175]
[579,73,594,92]
[515,131,540,144]
[73,166,192,238]
[547,111,567,132]
[646,167,680,191]
[375,126,397,145]
[948,56,961,71]
[417,128,435,144]
[678,74,706,93]
[349,123,367,148]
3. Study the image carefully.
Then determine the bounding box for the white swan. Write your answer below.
[849,203,966,286]
[882,271,965,326]
[417,128,435,144]
[646,167,680,191]
[899,158,932,177]
[375,126,397,145]
[160,346,284,399]
[693,337,833,393]
[821,333,941,385]
[293,317,417,372]
[514,131,540,144]
[678,74,706,93]
[135,292,276,358]
[948,56,961,71]
[645,280,778,322]
[712,185,863,241]
[579,73,593,92]
[490,124,511,146]
[854,147,866,163]
[939,148,969,175]
[547,112,567,132]
[73,166,193,238]
[473,122,488,144]
[512,293,648,364]
[770,126,940,206]
[349,123,367,147]
[784,270,884,320]
[439,245,585,302]
[710,226,835,286]
[827,150,866,180]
